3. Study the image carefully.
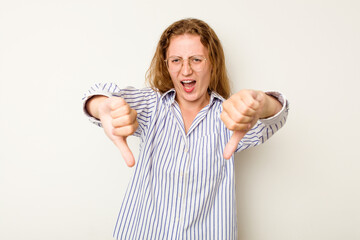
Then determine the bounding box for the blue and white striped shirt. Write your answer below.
[82,83,289,240]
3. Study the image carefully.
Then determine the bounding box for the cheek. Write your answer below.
[201,71,211,86]
[169,73,177,84]
[203,65,212,82]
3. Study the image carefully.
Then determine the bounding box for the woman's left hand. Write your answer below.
[221,89,281,159]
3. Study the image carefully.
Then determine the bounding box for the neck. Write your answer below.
[176,93,210,113]
[175,93,211,134]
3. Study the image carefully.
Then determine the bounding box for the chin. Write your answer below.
[185,93,203,103]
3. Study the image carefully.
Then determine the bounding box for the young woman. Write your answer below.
[83,18,289,240]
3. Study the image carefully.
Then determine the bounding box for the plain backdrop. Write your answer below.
[1,0,359,239]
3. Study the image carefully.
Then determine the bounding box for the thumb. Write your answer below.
[223,131,246,160]
[112,136,135,167]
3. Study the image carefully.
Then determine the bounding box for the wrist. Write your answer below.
[86,95,108,119]
[259,93,282,119]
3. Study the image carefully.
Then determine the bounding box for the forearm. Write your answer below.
[259,93,283,119]
[85,95,108,119]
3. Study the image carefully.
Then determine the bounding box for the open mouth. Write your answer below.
[181,80,196,87]
[181,80,196,93]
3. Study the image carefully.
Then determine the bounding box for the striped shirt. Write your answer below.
[82,83,289,240]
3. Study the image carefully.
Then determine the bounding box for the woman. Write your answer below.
[83,18,288,240]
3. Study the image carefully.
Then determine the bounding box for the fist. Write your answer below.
[221,90,265,159]
[107,98,138,137]
[221,89,265,132]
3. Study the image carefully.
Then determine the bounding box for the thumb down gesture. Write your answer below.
[97,97,139,167]
[221,90,265,160]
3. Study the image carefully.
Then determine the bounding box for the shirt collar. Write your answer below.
[161,88,225,106]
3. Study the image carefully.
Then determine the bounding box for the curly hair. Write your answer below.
[146,18,231,99]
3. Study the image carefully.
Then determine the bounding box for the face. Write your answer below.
[166,34,212,108]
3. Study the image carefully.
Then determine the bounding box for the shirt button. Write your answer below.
[184,147,188,152]
[180,172,184,177]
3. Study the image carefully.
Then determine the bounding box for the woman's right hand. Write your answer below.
[87,96,138,167]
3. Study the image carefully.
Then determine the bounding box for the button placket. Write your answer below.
[178,137,191,227]
[175,137,188,225]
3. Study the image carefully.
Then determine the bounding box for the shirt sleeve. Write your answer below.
[82,82,158,137]
[235,91,289,152]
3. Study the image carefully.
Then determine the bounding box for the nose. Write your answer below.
[181,59,193,76]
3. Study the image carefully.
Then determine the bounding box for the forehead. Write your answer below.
[167,34,208,57]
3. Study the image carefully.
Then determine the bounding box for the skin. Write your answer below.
[86,95,138,167]
[221,89,282,159]
[166,34,212,134]
[86,33,282,166]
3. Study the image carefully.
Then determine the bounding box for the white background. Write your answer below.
[1,0,359,239]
